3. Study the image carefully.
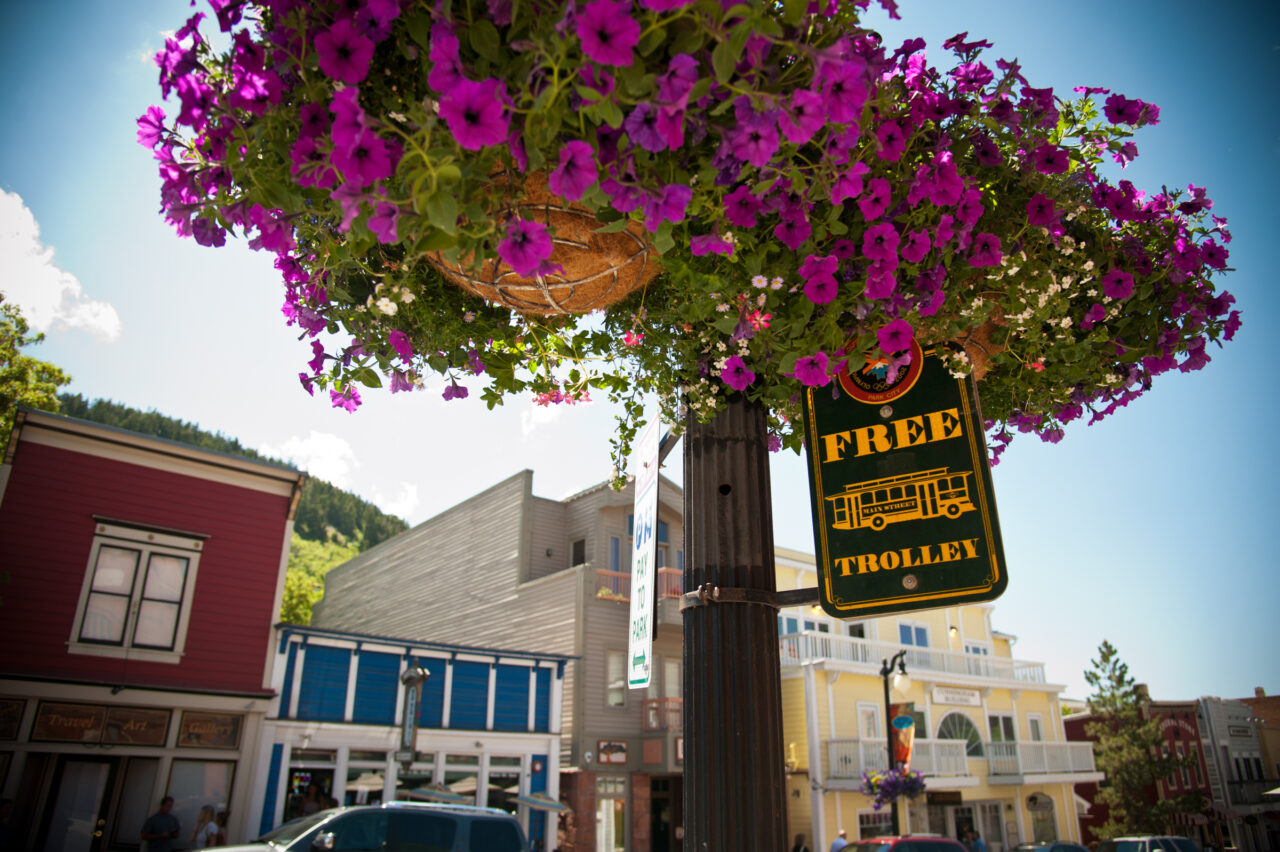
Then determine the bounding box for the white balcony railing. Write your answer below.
[779,631,1046,683]
[824,738,1096,781]
[826,738,970,779]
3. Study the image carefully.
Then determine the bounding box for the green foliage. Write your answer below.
[1083,640,1205,837]
[280,533,360,625]
[55,394,409,551]
[0,295,71,445]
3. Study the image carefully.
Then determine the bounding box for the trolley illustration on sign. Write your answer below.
[825,467,975,531]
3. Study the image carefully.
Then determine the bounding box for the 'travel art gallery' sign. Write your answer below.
[802,343,1007,617]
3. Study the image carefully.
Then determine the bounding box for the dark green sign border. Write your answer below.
[801,347,1007,618]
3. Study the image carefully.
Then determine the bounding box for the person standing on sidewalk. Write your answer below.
[830,829,848,852]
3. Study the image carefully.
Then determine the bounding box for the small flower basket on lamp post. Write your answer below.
[859,768,927,813]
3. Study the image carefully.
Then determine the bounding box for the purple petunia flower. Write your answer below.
[498,218,555,277]
[548,141,598,201]
[874,119,907,162]
[330,386,362,411]
[690,233,734,256]
[723,185,764,228]
[624,103,667,152]
[774,213,812,251]
[369,202,401,244]
[1104,93,1159,126]
[818,59,868,125]
[331,127,396,187]
[863,222,901,265]
[800,254,839,304]
[956,188,984,227]
[427,23,464,92]
[780,89,826,145]
[968,233,1002,267]
[858,177,892,221]
[1101,268,1135,300]
[136,105,165,148]
[1026,193,1057,228]
[388,329,414,361]
[389,370,416,393]
[730,109,780,168]
[316,18,375,85]
[577,0,641,67]
[877,318,914,354]
[831,161,871,205]
[901,229,930,264]
[720,355,755,391]
[442,380,469,401]
[439,77,510,151]
[643,184,692,231]
[1032,143,1069,175]
[794,351,831,387]
[1080,303,1106,331]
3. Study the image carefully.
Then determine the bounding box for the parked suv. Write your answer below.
[850,836,970,852]
[1096,837,1200,852]
[223,801,530,852]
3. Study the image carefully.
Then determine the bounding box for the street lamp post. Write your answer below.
[880,650,909,836]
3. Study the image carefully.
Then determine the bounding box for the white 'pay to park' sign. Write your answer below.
[627,416,661,690]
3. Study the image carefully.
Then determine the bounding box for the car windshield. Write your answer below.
[255,810,337,845]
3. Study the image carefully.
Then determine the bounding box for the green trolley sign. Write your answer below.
[801,343,1008,618]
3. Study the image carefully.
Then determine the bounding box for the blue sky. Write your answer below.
[1,0,1276,703]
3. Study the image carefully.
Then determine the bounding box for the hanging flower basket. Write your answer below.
[139,0,1241,477]
[859,768,927,811]
[425,172,659,315]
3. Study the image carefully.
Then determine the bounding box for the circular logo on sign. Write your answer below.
[838,338,925,404]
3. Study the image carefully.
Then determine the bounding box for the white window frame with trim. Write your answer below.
[68,521,206,664]
[1027,713,1044,743]
[897,620,930,668]
[605,649,627,708]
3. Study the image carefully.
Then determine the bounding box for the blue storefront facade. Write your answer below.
[244,625,570,850]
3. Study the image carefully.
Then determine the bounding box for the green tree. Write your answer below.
[1,295,71,444]
[1084,641,1205,837]
[279,533,360,625]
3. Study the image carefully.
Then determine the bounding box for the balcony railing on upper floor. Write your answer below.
[595,567,683,603]
[642,697,683,732]
[985,740,1096,775]
[779,630,1046,683]
[824,738,1095,780]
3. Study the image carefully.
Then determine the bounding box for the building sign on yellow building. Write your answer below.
[801,344,1008,617]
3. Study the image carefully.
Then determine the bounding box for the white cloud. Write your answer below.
[260,431,359,488]
[521,402,564,438]
[368,482,419,521]
[0,190,123,342]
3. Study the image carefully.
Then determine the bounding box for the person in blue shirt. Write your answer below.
[141,796,180,852]
[830,829,848,852]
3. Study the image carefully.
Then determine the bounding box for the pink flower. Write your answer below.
[388,329,413,360]
[720,355,755,391]
[623,330,644,346]
[1101,268,1135,300]
[438,77,509,151]
[577,0,640,67]
[968,233,1003,268]
[498,218,554,277]
[330,386,362,411]
[368,202,400,243]
[316,19,375,85]
[877,318,914,354]
[549,141,598,201]
[793,351,830,387]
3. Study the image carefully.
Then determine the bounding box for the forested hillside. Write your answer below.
[55,394,410,623]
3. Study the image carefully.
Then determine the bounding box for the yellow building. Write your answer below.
[775,546,1102,850]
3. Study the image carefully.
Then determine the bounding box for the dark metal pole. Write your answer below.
[880,651,906,836]
[682,393,787,852]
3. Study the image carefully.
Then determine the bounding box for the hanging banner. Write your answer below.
[890,702,916,771]
[801,344,1007,617]
[628,414,661,689]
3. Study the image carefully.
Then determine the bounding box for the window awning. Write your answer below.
[510,792,572,813]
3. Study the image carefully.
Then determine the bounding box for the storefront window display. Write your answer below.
[488,757,523,813]
[286,751,336,821]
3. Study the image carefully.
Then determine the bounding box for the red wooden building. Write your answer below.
[1064,690,1217,847]
[0,408,303,851]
